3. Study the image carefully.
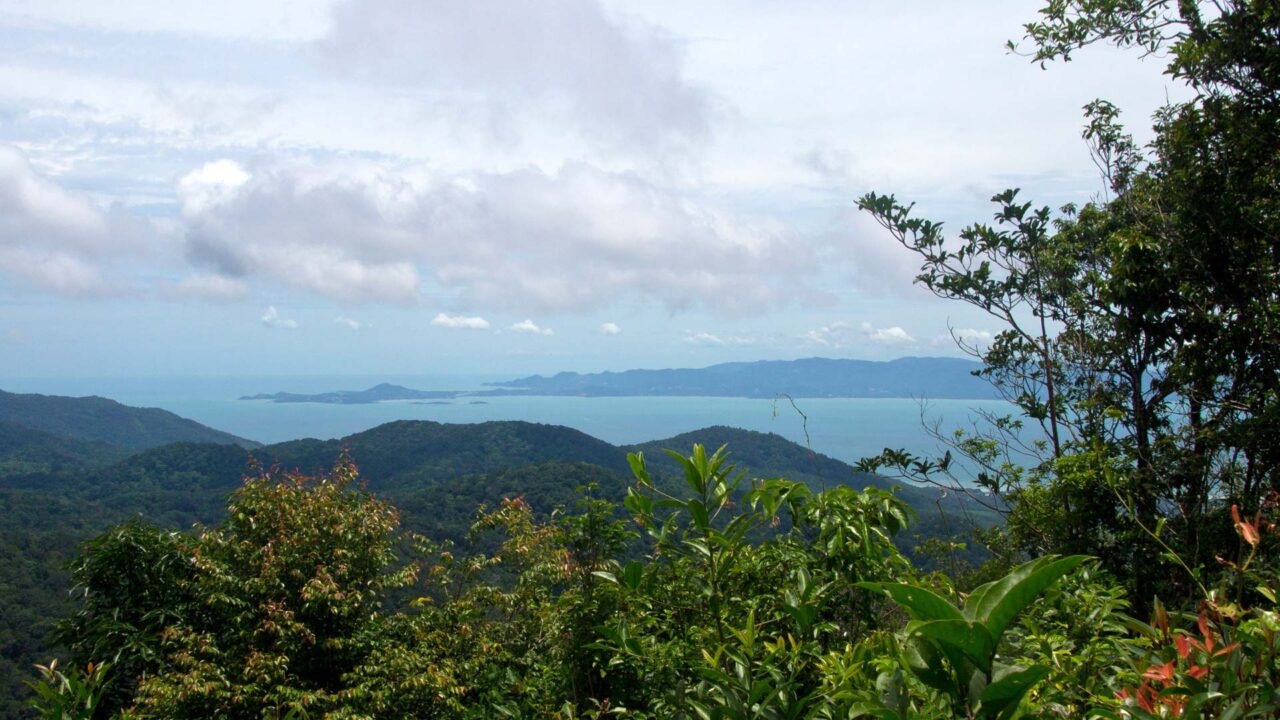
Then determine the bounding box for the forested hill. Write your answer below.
[261,419,629,489]
[0,389,258,450]
[0,417,997,715]
[491,356,996,398]
[0,421,132,478]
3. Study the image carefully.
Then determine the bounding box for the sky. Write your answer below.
[0,0,1187,378]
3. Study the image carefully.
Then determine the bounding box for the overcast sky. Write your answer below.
[0,0,1184,377]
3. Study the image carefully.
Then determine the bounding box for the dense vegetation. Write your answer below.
[0,419,990,718]
[0,390,257,451]
[26,444,1278,718]
[857,0,1280,610]
[14,0,1280,716]
[0,422,130,479]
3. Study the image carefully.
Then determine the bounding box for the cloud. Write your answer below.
[510,319,553,336]
[178,159,252,218]
[861,322,916,345]
[261,305,298,329]
[178,157,813,314]
[334,315,361,330]
[431,312,490,329]
[315,0,712,150]
[803,320,916,347]
[599,322,621,335]
[165,273,249,301]
[831,209,929,296]
[797,143,855,183]
[934,327,995,350]
[803,321,857,347]
[0,144,143,295]
[684,331,754,346]
[180,159,422,305]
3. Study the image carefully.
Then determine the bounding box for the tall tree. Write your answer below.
[858,0,1279,604]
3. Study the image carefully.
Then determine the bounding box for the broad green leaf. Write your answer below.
[899,634,960,695]
[688,498,710,529]
[666,449,706,496]
[858,581,965,622]
[847,702,903,720]
[620,560,645,590]
[977,665,1050,720]
[964,555,1088,640]
[627,452,650,485]
[623,489,653,518]
[909,619,996,675]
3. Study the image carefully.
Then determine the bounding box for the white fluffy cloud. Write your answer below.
[862,322,916,345]
[316,0,712,150]
[334,315,361,330]
[178,159,252,218]
[177,157,812,314]
[684,331,754,346]
[803,320,917,347]
[0,145,142,295]
[934,327,995,350]
[599,322,621,335]
[261,305,298,329]
[510,319,553,336]
[431,312,490,329]
[179,160,422,305]
[803,321,856,347]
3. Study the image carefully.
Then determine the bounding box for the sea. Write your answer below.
[3,374,1022,469]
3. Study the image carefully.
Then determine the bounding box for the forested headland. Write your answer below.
[14,0,1280,717]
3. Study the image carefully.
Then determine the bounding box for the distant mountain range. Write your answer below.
[242,356,997,403]
[493,356,995,398]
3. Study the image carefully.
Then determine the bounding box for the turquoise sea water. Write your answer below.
[3,375,1019,468]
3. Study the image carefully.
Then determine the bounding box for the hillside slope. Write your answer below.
[261,419,628,490]
[0,420,132,478]
[0,389,258,450]
[0,418,999,715]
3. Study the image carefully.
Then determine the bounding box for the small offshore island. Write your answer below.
[240,356,1000,404]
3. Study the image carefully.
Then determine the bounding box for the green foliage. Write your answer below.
[0,389,256,451]
[0,422,130,480]
[119,453,408,718]
[1002,565,1138,713]
[52,521,196,716]
[32,443,1280,719]
[858,0,1280,609]
[591,445,918,717]
[8,3,1280,718]
[856,555,1087,718]
[1096,507,1280,718]
[26,660,109,720]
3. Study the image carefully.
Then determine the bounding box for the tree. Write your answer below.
[125,453,410,718]
[858,0,1279,605]
[54,521,197,717]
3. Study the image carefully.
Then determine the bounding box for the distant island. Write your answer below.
[241,383,458,404]
[241,357,999,404]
